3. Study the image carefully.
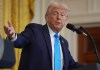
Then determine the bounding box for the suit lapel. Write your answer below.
[42,24,52,63]
[60,36,68,69]
[42,24,69,69]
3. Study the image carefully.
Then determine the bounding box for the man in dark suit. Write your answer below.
[4,2,82,70]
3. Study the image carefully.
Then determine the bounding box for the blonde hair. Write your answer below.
[45,2,69,16]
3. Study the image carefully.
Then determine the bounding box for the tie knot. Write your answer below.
[54,33,59,38]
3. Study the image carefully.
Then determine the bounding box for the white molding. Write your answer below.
[87,0,94,13]
[31,0,50,24]
[69,13,100,24]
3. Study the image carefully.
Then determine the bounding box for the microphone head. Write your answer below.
[66,23,83,34]
[66,23,76,32]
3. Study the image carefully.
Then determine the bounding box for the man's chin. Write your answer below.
[55,28,62,32]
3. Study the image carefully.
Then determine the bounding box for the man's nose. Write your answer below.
[57,14,62,19]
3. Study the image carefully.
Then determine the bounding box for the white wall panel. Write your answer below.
[65,0,100,24]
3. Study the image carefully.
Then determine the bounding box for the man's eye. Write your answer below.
[53,12,58,15]
[61,13,65,16]
[61,14,64,16]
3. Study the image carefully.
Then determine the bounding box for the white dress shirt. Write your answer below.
[47,25,63,70]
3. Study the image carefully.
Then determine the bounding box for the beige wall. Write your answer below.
[66,0,100,24]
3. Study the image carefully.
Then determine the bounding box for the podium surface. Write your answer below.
[71,63,100,70]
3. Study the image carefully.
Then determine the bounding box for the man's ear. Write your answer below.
[45,15,49,22]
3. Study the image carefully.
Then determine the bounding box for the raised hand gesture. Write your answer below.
[4,21,16,40]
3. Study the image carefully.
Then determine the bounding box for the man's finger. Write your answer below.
[4,26,8,32]
[8,21,13,27]
[4,26,9,34]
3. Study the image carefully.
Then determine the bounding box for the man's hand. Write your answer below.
[4,21,16,40]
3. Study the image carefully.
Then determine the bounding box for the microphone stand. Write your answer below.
[79,26,100,63]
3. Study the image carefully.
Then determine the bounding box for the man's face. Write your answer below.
[46,6,68,32]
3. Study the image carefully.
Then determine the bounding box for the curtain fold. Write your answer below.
[2,0,35,70]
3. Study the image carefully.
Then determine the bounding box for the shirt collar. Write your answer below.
[47,24,60,38]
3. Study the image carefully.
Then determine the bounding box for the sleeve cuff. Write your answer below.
[11,35,17,42]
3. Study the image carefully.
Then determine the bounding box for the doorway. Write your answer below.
[78,26,100,64]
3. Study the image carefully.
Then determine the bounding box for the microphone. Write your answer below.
[66,23,100,63]
[66,23,87,36]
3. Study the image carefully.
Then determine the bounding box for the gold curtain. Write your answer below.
[2,0,35,70]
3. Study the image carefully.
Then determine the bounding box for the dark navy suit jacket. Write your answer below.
[13,23,82,70]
